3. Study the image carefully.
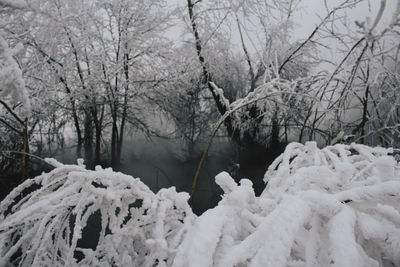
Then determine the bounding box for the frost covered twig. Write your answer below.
[0,150,59,167]
[278,0,359,75]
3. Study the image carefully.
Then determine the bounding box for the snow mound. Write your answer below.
[1,142,400,266]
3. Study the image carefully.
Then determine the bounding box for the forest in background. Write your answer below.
[1,0,400,186]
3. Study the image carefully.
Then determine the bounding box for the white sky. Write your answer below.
[292,0,397,41]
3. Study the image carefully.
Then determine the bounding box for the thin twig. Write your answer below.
[278,0,357,74]
[0,150,55,166]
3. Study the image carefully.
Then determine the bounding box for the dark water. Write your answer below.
[116,137,275,214]
[2,137,271,215]
[118,137,244,215]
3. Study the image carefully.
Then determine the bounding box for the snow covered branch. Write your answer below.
[0,161,194,266]
[0,36,30,117]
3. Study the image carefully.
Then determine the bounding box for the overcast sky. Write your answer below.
[292,0,397,40]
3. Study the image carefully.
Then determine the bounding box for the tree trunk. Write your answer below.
[84,112,93,169]
[94,104,104,167]
[186,0,234,136]
[94,122,101,166]
[21,118,29,181]
[111,117,118,167]
[116,47,130,165]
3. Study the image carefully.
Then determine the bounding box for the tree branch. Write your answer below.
[279,0,357,74]
[0,99,24,125]
[0,118,23,135]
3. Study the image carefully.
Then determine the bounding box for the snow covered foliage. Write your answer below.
[210,77,312,145]
[0,35,30,115]
[1,142,400,266]
[262,142,400,267]
[174,142,400,267]
[0,160,194,266]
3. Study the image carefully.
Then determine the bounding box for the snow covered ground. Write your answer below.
[1,142,400,266]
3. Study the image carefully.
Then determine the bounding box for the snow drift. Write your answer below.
[1,142,400,266]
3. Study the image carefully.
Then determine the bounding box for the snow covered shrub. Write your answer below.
[1,142,400,267]
[173,142,400,267]
[0,160,194,266]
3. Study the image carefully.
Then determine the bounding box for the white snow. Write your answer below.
[1,142,400,266]
[0,34,30,116]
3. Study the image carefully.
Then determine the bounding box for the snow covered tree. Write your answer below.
[183,0,400,151]
[94,0,173,167]
[183,0,319,150]
[1,0,174,168]
[0,30,32,180]
[292,0,400,146]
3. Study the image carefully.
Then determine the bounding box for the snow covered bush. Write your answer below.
[0,160,194,266]
[1,142,400,266]
[174,142,400,267]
